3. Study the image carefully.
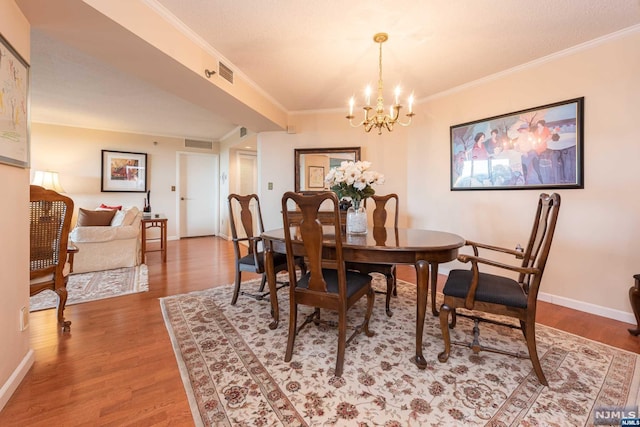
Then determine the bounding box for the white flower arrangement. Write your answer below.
[324,160,385,203]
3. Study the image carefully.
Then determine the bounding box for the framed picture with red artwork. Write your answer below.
[450,97,584,190]
[101,150,148,192]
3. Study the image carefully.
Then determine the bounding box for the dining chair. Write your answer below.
[30,185,75,332]
[438,193,561,386]
[281,191,375,377]
[347,193,399,316]
[228,193,304,305]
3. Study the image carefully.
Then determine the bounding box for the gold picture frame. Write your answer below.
[0,34,30,168]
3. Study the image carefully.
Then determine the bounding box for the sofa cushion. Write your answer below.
[111,207,140,227]
[77,208,116,226]
[99,203,122,210]
[70,222,140,243]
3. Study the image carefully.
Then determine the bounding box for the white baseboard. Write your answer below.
[0,349,34,412]
[438,267,635,325]
[538,292,635,325]
[169,235,230,240]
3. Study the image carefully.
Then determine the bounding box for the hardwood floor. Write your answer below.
[1,236,638,426]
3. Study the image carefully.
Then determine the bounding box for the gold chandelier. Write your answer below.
[346,33,415,135]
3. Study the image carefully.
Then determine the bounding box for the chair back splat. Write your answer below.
[367,193,399,229]
[347,193,399,317]
[281,191,375,377]
[438,193,561,386]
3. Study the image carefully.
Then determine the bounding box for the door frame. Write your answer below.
[235,150,258,195]
[175,151,220,239]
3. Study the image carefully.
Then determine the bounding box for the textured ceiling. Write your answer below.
[17,0,640,142]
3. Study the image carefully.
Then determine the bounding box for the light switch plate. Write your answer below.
[20,306,29,331]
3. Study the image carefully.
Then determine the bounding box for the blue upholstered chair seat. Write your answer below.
[297,269,372,298]
[444,269,528,308]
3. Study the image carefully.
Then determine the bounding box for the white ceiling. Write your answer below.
[16,0,640,142]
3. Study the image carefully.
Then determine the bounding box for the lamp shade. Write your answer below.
[32,170,65,193]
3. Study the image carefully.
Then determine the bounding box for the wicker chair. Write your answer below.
[30,185,75,332]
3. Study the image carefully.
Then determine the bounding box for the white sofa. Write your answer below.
[69,206,142,274]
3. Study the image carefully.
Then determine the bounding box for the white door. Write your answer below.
[237,152,257,195]
[178,152,218,237]
[232,152,258,239]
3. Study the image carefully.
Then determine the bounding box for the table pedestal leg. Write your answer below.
[265,246,279,330]
[413,259,429,369]
[629,274,640,336]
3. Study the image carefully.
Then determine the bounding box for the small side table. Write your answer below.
[67,244,79,273]
[629,274,640,336]
[141,215,168,263]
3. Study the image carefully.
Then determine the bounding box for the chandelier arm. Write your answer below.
[391,105,401,121]
[396,114,415,127]
[364,121,375,133]
[364,106,373,123]
[348,118,367,128]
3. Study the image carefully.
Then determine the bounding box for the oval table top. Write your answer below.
[262,227,465,253]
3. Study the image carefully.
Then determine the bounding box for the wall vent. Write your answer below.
[240,127,247,137]
[185,139,213,150]
[219,62,233,83]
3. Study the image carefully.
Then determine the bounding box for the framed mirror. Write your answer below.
[294,147,361,193]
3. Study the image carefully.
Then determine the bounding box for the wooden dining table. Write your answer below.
[261,226,465,369]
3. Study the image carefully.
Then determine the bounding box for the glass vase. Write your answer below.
[346,199,367,235]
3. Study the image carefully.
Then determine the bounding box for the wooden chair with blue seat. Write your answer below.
[228,193,305,305]
[30,185,75,332]
[281,191,375,377]
[437,193,561,386]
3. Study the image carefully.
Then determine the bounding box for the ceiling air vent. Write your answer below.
[218,62,233,83]
[185,139,213,150]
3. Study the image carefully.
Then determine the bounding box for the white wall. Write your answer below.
[257,28,640,323]
[408,28,640,321]
[259,112,411,230]
[0,0,33,412]
[29,123,221,239]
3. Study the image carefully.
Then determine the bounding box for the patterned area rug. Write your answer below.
[30,264,148,312]
[160,277,640,426]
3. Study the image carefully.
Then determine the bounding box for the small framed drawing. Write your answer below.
[0,34,30,168]
[308,166,325,189]
[101,150,147,192]
[450,97,584,190]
